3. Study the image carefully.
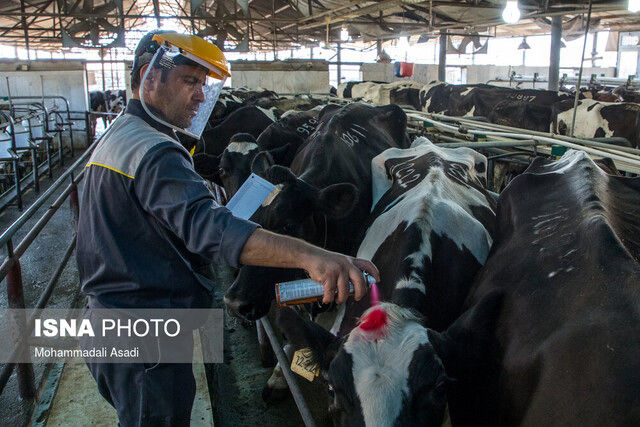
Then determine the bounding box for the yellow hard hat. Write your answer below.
[152,33,230,80]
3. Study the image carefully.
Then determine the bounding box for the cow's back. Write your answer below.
[454,150,640,426]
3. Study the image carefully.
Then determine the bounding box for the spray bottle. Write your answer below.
[275,271,376,306]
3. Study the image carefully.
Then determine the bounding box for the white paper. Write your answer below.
[226,173,276,220]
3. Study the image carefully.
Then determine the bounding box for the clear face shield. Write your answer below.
[139,44,226,140]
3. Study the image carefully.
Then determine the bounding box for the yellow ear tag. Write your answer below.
[290,348,319,382]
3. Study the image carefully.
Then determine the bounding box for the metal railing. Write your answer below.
[0,96,92,211]
[0,120,100,400]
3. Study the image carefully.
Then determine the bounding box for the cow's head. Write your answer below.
[192,133,289,197]
[277,292,503,427]
[223,162,359,320]
[278,303,448,426]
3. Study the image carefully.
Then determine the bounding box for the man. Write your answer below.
[76,30,379,426]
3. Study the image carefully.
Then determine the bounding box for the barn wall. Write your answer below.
[0,60,88,111]
[360,62,617,88]
[361,63,439,84]
[466,65,617,86]
[229,60,330,93]
[0,60,89,148]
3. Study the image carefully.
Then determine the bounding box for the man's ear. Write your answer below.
[428,291,504,378]
[277,307,340,373]
[251,151,275,177]
[192,153,223,185]
[316,183,359,219]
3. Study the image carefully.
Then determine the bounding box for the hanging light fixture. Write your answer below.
[340,27,349,42]
[518,37,531,49]
[629,0,640,13]
[502,1,521,24]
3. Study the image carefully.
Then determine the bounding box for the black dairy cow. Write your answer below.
[209,90,244,126]
[443,150,640,426]
[277,293,502,426]
[276,139,497,426]
[224,103,411,320]
[553,99,640,147]
[612,85,640,103]
[420,83,570,131]
[89,90,108,130]
[195,105,279,156]
[334,138,497,335]
[389,86,421,110]
[192,109,322,196]
[338,81,386,98]
[104,89,126,115]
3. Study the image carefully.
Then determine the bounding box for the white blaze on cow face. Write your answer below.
[554,99,613,138]
[341,303,435,427]
[256,106,278,122]
[261,184,284,207]
[359,139,493,293]
[226,142,258,155]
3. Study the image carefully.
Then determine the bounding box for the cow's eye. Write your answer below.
[217,168,227,178]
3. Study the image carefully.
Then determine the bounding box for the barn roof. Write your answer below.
[0,0,635,52]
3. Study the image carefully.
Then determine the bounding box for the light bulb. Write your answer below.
[502,1,521,24]
[629,0,640,13]
[340,27,349,42]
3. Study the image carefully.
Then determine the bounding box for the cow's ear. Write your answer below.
[427,291,504,379]
[316,183,359,219]
[277,307,340,373]
[265,165,297,185]
[251,151,275,177]
[267,144,291,165]
[192,153,222,185]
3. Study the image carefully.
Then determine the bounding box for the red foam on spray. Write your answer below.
[359,308,387,331]
[370,281,380,306]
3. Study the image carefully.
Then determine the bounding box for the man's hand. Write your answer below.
[301,247,380,304]
[239,228,380,304]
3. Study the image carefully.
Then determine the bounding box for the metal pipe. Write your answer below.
[548,15,562,91]
[0,168,85,280]
[413,113,640,156]
[6,239,36,399]
[0,135,97,248]
[438,30,447,82]
[258,317,317,427]
[570,0,593,137]
[0,237,76,396]
[435,140,538,149]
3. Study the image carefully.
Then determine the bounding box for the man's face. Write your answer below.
[145,64,207,129]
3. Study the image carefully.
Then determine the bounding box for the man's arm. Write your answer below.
[240,228,379,304]
[135,143,379,304]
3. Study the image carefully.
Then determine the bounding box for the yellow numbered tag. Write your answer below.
[290,348,319,382]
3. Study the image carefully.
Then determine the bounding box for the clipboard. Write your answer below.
[226,173,276,220]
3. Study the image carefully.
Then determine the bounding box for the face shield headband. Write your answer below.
[139,44,226,140]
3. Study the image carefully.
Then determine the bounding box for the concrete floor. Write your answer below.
[45,332,213,427]
[0,151,85,427]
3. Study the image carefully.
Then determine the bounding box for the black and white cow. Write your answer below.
[443,150,640,426]
[275,139,498,425]
[104,89,126,115]
[224,103,411,321]
[419,82,570,131]
[196,105,280,156]
[337,81,387,99]
[192,109,323,196]
[223,103,411,403]
[552,99,640,147]
[277,289,503,426]
[333,138,497,335]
